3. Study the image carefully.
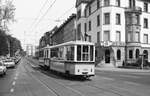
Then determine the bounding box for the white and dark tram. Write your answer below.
[42,41,95,78]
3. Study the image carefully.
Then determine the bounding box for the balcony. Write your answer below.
[125,6,142,14]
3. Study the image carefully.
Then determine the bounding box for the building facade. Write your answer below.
[51,14,77,45]
[76,0,150,67]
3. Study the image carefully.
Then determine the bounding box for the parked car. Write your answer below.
[3,59,15,68]
[0,61,7,76]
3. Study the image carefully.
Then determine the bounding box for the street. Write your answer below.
[0,57,150,96]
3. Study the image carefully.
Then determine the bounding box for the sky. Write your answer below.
[8,0,76,50]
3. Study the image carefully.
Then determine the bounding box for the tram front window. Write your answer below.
[77,45,81,61]
[82,45,89,61]
[90,46,94,61]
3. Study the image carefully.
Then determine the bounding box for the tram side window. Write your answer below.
[77,45,81,61]
[66,46,74,60]
[51,48,58,59]
[82,45,89,61]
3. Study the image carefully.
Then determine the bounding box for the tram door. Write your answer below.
[105,50,110,63]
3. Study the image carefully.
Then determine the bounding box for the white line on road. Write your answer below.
[12,81,16,86]
[119,74,140,79]
[10,88,14,93]
[14,76,18,80]
[124,81,141,86]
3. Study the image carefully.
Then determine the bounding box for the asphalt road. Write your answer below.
[0,57,150,96]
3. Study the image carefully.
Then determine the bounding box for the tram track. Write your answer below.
[24,59,86,96]
[26,58,124,96]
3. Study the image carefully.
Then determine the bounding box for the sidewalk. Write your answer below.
[95,66,150,73]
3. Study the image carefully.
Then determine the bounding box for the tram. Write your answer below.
[42,41,95,78]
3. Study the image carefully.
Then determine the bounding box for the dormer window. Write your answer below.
[104,0,110,6]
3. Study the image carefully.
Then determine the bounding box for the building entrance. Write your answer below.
[105,49,110,63]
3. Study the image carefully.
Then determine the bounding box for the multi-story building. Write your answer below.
[51,14,77,45]
[76,0,150,67]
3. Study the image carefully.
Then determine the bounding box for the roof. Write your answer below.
[139,0,150,3]
[43,40,94,49]
[76,0,92,7]
[52,14,76,36]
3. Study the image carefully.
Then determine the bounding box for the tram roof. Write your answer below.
[43,40,94,49]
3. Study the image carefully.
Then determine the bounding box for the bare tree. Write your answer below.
[0,0,15,31]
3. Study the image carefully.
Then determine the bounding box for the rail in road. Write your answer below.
[24,57,150,96]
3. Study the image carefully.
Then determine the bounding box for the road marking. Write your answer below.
[16,73,18,77]
[10,88,14,93]
[12,81,16,86]
[14,76,18,80]
[124,81,141,86]
[119,74,140,79]
[101,76,115,81]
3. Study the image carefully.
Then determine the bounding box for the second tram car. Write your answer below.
[42,41,95,78]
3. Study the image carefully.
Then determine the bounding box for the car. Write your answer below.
[3,59,15,68]
[0,61,7,76]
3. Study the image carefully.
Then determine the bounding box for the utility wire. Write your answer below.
[31,0,56,32]
[28,0,49,31]
[55,5,75,22]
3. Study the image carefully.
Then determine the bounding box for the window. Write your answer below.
[144,18,148,28]
[129,0,132,8]
[104,0,110,6]
[135,49,140,59]
[128,31,132,42]
[89,36,92,42]
[77,45,81,61]
[104,13,110,24]
[89,21,91,31]
[77,10,81,19]
[89,6,91,15]
[104,31,110,41]
[143,50,148,60]
[84,9,87,17]
[129,50,133,59]
[135,15,140,25]
[97,0,100,9]
[116,0,120,7]
[135,32,140,42]
[90,46,94,61]
[77,45,94,61]
[116,14,121,25]
[116,31,121,41]
[66,46,74,60]
[77,24,81,40]
[82,45,89,61]
[97,15,100,26]
[84,23,87,33]
[144,3,148,12]
[117,49,121,60]
[129,0,135,8]
[97,32,100,43]
[143,34,148,43]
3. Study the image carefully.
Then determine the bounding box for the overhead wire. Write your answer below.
[28,0,49,31]
[31,0,57,32]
